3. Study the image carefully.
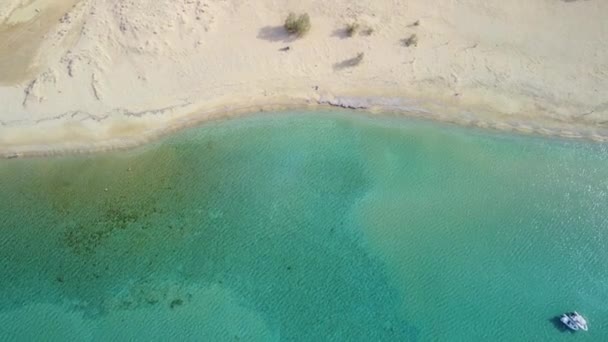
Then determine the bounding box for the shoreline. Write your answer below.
[1,0,607,159]
[2,93,608,159]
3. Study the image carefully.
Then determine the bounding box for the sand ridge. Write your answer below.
[1,0,607,157]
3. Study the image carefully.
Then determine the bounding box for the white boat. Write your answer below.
[560,312,588,331]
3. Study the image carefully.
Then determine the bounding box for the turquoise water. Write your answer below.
[2,111,608,341]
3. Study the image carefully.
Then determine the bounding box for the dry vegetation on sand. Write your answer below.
[284,12,311,37]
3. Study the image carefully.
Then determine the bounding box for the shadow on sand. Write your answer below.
[257,26,296,43]
[330,28,349,40]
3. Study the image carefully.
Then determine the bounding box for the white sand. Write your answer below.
[1,0,607,156]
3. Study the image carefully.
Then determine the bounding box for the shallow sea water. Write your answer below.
[1,111,608,341]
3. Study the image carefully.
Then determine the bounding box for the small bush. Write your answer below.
[402,34,418,47]
[352,52,364,65]
[346,22,360,37]
[361,27,374,36]
[334,52,365,69]
[284,12,311,37]
[347,52,365,67]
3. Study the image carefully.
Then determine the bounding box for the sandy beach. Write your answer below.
[1,0,607,157]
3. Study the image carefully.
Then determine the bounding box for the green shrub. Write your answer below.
[284,12,311,37]
[346,22,360,37]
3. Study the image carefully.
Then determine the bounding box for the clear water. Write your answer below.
[1,111,608,341]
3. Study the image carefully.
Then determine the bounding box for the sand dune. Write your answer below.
[1,0,607,156]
